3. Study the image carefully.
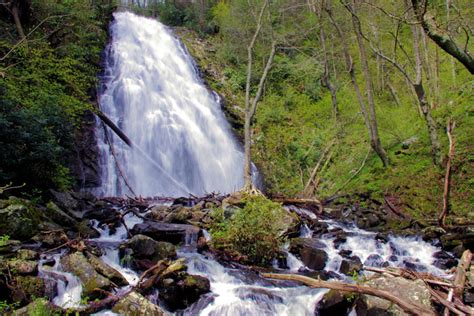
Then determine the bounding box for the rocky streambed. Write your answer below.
[0,191,473,315]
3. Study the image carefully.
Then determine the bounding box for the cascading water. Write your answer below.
[96,11,245,197]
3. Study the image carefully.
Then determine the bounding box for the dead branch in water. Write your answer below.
[262,272,434,315]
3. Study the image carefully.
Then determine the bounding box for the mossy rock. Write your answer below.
[0,198,42,240]
[11,276,45,303]
[60,251,111,295]
[112,291,168,316]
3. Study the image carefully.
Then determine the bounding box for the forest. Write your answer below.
[0,0,473,315]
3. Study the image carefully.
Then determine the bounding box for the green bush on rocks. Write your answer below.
[210,195,287,266]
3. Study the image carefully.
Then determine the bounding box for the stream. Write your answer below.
[36,206,452,315]
[37,9,455,316]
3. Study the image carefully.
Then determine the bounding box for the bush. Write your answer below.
[210,195,287,266]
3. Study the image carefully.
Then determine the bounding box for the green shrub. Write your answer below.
[210,195,287,266]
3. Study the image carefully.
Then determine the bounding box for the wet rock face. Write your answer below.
[339,256,362,275]
[85,252,129,287]
[315,289,354,316]
[120,234,176,269]
[112,291,168,316]
[130,222,201,245]
[290,238,328,271]
[158,273,211,311]
[60,251,111,295]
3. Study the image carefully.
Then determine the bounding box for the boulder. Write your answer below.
[315,289,354,316]
[290,238,328,270]
[0,199,41,240]
[339,256,362,275]
[362,275,434,315]
[120,234,176,267]
[158,274,211,311]
[130,222,200,245]
[10,276,45,304]
[60,252,111,295]
[16,249,38,261]
[32,230,69,248]
[363,254,388,268]
[84,252,128,286]
[0,239,21,254]
[45,202,78,228]
[4,259,38,274]
[281,209,301,238]
[112,291,168,316]
[13,298,54,316]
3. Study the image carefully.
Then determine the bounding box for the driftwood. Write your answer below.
[439,120,455,228]
[262,273,434,315]
[443,249,473,315]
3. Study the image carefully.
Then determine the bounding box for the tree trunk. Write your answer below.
[349,0,389,167]
[11,3,26,40]
[411,0,474,74]
[410,20,442,166]
[439,120,455,227]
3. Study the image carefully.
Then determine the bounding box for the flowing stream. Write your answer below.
[96,11,245,197]
[48,9,455,316]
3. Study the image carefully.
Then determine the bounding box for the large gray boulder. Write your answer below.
[362,275,434,315]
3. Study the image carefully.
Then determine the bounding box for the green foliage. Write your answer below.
[0,234,10,247]
[183,0,474,218]
[210,195,287,265]
[0,0,112,193]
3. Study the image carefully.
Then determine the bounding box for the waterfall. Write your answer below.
[96,11,245,197]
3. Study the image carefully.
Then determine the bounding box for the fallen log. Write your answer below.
[271,197,323,214]
[262,273,435,315]
[97,111,132,147]
[444,249,472,315]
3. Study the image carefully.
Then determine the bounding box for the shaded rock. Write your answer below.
[433,251,457,270]
[364,254,388,268]
[112,291,168,316]
[10,276,45,304]
[45,202,78,228]
[339,256,362,275]
[290,238,328,270]
[158,274,211,311]
[130,222,200,245]
[315,289,353,316]
[4,259,38,274]
[421,226,446,241]
[121,234,176,266]
[32,230,69,248]
[60,252,111,295]
[50,191,79,214]
[16,249,38,261]
[0,239,21,254]
[13,298,54,316]
[281,209,301,238]
[85,252,128,286]
[0,199,41,240]
[76,220,101,238]
[362,275,433,315]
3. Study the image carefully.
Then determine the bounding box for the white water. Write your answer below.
[181,251,326,316]
[96,11,245,197]
[38,253,83,309]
